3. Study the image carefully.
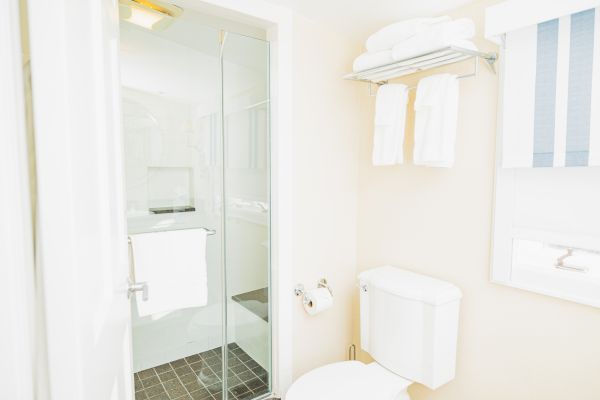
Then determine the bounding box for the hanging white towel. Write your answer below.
[353,49,394,72]
[413,74,459,168]
[366,16,451,53]
[373,84,409,166]
[391,19,476,61]
[130,229,208,316]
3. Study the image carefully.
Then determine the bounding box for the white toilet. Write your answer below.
[286,265,463,400]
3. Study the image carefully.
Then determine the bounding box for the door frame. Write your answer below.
[27,0,294,398]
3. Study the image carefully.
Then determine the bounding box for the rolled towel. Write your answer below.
[391,18,476,61]
[366,16,451,53]
[372,84,409,166]
[353,49,394,72]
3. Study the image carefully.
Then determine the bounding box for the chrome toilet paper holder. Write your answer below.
[294,278,333,298]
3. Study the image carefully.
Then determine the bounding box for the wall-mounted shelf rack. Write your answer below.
[344,46,498,88]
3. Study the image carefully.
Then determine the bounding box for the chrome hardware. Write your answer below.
[345,45,498,93]
[128,278,149,301]
[294,284,305,297]
[294,278,333,300]
[554,248,590,273]
[318,278,333,296]
[554,248,574,267]
[556,264,588,273]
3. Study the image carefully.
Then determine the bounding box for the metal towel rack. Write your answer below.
[343,45,498,95]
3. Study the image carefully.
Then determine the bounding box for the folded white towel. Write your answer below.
[353,49,394,72]
[366,16,451,53]
[373,84,409,166]
[130,229,208,316]
[391,18,476,61]
[413,73,459,168]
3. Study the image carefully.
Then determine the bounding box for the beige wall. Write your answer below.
[354,1,600,399]
[290,13,368,378]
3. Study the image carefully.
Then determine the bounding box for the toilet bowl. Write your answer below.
[286,266,463,399]
[286,361,412,400]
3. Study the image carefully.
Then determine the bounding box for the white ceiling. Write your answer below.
[264,0,477,42]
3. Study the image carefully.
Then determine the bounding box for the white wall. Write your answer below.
[354,1,600,399]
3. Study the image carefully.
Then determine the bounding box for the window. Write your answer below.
[491,6,600,307]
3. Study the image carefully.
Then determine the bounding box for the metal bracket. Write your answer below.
[294,278,333,297]
[317,278,333,296]
[294,284,305,297]
[483,52,497,73]
[127,278,149,301]
[554,248,589,273]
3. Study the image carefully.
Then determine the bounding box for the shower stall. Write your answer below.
[119,4,271,400]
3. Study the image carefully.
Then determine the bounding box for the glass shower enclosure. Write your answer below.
[119,9,270,400]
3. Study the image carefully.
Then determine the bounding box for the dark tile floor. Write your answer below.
[134,343,269,400]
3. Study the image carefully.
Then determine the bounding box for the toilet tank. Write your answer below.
[358,266,462,390]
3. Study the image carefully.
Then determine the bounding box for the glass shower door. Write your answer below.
[121,17,228,400]
[120,12,271,399]
[221,32,271,399]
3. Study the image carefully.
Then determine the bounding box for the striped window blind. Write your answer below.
[502,7,600,168]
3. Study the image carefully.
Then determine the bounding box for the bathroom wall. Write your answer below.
[290,14,368,378]
[353,1,600,399]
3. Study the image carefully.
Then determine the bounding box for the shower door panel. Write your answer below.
[120,15,271,400]
[120,19,228,400]
[222,32,271,399]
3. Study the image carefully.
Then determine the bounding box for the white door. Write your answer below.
[0,1,36,399]
[26,0,134,399]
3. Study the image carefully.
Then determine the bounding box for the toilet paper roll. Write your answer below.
[303,287,333,315]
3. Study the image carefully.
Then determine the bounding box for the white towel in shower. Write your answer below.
[413,73,459,168]
[372,84,409,166]
[130,229,208,316]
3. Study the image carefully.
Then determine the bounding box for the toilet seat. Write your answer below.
[285,361,412,400]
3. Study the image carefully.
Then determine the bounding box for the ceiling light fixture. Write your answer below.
[119,0,183,31]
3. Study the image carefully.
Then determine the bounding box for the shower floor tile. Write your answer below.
[134,343,269,400]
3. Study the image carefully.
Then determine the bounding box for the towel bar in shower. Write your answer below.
[127,227,217,243]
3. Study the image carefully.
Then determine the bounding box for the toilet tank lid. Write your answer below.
[359,266,462,306]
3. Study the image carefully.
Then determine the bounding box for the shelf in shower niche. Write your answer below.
[232,287,269,322]
[149,206,196,214]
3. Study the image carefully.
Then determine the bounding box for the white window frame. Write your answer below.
[490,35,600,308]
